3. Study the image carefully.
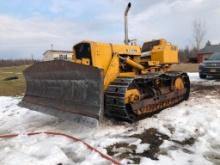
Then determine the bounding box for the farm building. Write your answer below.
[197,41,220,63]
[43,50,73,61]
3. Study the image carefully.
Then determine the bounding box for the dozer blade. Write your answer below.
[20,60,104,124]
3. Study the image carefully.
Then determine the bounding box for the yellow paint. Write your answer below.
[119,72,135,77]
[147,61,160,66]
[71,39,179,95]
[81,58,90,65]
[174,77,184,90]
[103,54,120,90]
[150,39,178,64]
[125,89,141,104]
[73,41,141,75]
[124,57,144,70]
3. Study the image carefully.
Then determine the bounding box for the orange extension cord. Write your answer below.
[0,131,122,165]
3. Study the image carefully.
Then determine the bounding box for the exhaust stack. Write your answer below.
[124,2,131,45]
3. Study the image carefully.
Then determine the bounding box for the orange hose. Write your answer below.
[0,131,122,165]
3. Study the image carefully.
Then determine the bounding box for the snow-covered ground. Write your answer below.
[0,73,220,165]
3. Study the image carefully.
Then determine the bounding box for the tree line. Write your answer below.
[179,19,207,63]
[179,47,198,63]
[0,59,39,67]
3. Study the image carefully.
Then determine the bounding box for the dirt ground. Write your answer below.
[106,128,196,164]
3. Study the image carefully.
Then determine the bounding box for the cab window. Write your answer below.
[74,43,92,60]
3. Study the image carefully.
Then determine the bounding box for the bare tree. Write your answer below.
[193,19,206,50]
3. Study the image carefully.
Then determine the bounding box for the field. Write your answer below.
[0,63,199,96]
[0,65,28,96]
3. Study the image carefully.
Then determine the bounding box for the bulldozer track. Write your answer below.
[104,71,190,122]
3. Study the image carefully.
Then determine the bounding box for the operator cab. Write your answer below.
[73,42,92,65]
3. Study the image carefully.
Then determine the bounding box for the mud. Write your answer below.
[191,84,220,99]
[106,128,196,164]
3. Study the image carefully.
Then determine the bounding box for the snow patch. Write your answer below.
[0,73,220,164]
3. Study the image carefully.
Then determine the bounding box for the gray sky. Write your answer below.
[0,0,220,59]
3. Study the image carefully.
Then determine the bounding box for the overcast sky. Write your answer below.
[0,0,220,59]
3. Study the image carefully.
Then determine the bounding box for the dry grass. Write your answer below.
[0,63,199,96]
[0,65,29,96]
[170,63,199,72]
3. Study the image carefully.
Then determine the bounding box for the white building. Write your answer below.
[43,50,73,61]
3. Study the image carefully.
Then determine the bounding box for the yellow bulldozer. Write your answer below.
[20,3,190,122]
